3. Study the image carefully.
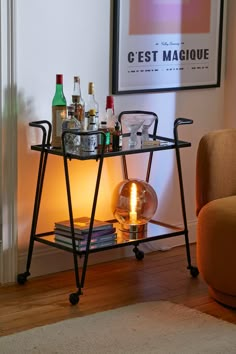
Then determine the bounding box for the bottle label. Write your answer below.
[98,131,110,146]
[74,102,85,122]
[55,110,63,136]
[119,134,123,147]
[78,104,85,122]
[81,135,97,152]
[105,132,110,145]
[52,106,67,147]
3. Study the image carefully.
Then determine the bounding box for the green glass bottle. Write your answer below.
[51,74,67,148]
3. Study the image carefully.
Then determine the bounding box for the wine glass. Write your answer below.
[141,116,156,145]
[123,116,145,147]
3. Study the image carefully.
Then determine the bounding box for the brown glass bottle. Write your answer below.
[112,120,122,151]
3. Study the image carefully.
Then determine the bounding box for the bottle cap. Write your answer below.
[88,82,94,94]
[56,74,63,84]
[74,76,80,83]
[106,96,114,110]
[89,108,96,116]
[106,96,114,114]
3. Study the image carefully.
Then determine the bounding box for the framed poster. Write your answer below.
[112,0,224,94]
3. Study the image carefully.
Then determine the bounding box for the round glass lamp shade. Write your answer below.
[112,179,158,228]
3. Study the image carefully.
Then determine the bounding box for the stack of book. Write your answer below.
[54,216,117,251]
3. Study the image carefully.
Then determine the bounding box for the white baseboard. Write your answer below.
[18,245,126,278]
[18,221,197,279]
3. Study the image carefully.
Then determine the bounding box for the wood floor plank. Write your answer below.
[0,243,236,336]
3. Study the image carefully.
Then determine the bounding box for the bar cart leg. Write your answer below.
[80,153,105,289]
[17,150,49,284]
[174,118,199,278]
[62,148,82,305]
[61,130,106,304]
[17,121,52,285]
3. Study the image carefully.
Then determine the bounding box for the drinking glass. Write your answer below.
[123,116,144,147]
[141,116,156,145]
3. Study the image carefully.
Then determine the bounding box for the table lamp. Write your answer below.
[112,179,158,238]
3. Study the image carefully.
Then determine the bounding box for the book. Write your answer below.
[54,227,116,240]
[54,216,114,234]
[55,237,117,251]
[54,233,117,246]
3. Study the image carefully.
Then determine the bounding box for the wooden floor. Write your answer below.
[0,243,236,337]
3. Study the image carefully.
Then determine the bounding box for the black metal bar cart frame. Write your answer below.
[17,115,198,305]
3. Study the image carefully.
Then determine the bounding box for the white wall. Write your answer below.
[16,0,227,277]
[224,0,236,127]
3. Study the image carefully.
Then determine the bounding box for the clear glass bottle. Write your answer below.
[62,105,81,153]
[71,76,85,124]
[51,74,67,148]
[85,82,99,126]
[81,109,98,152]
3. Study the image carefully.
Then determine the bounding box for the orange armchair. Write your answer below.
[196,129,236,308]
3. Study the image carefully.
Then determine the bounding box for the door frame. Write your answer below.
[0,0,18,284]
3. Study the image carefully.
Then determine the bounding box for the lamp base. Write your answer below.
[119,224,147,240]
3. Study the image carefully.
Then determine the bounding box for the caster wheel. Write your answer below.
[69,292,80,305]
[133,247,144,261]
[17,272,28,285]
[190,266,199,278]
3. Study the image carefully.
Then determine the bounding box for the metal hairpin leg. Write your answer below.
[17,121,51,284]
[174,118,199,278]
[61,130,106,305]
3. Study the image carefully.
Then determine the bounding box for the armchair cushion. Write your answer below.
[196,129,236,308]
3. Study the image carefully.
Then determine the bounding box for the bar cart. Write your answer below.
[17,111,199,305]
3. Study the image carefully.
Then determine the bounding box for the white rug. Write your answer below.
[1,301,236,354]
